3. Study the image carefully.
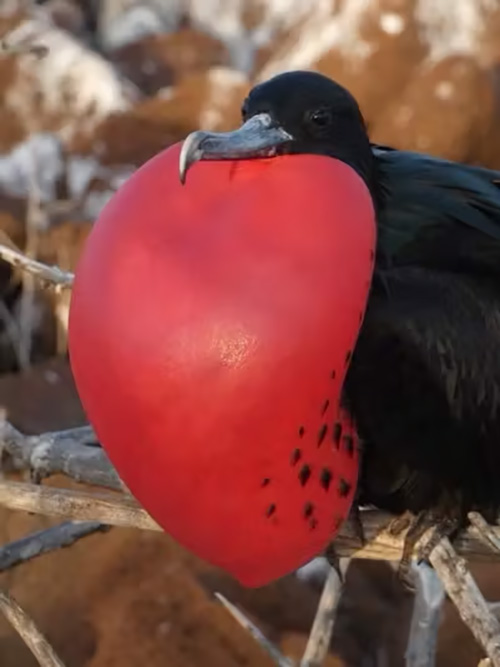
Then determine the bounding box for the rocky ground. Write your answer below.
[1,1,500,665]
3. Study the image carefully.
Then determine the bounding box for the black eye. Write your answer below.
[241,101,249,120]
[306,108,333,128]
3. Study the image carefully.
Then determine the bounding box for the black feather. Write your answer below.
[238,70,500,526]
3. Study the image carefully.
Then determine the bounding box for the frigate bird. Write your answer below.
[179,70,500,574]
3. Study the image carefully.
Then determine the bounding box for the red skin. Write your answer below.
[69,143,376,587]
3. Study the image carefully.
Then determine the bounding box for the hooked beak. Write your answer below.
[179,113,293,184]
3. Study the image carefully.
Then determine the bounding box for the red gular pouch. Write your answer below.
[68,142,376,587]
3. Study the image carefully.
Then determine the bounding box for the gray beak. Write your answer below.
[179,113,293,184]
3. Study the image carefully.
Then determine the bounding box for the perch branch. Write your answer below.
[300,565,343,667]
[0,589,66,667]
[215,593,293,667]
[428,537,500,666]
[0,521,107,571]
[0,244,74,290]
[0,481,159,531]
[1,419,500,561]
[0,419,122,490]
[1,478,500,563]
[469,512,500,554]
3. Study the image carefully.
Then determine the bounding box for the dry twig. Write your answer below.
[0,480,159,531]
[428,538,500,666]
[405,562,445,667]
[469,512,500,554]
[300,566,343,667]
[215,593,293,667]
[216,564,345,667]
[0,520,106,571]
[0,589,66,666]
[0,244,74,290]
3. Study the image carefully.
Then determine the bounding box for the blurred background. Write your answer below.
[1,1,500,665]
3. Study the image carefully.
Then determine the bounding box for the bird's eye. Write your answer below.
[241,101,249,120]
[306,108,333,128]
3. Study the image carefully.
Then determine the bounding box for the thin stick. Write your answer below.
[300,566,343,667]
[405,562,445,667]
[469,513,500,554]
[215,593,293,667]
[0,521,106,571]
[0,479,500,563]
[0,589,66,666]
[429,538,500,666]
[0,244,74,290]
[0,480,160,531]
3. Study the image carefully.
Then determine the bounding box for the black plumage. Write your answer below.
[179,70,500,563]
[348,148,500,525]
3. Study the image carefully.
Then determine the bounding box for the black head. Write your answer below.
[179,70,375,196]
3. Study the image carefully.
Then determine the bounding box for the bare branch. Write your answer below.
[0,589,66,667]
[405,562,445,667]
[0,244,74,290]
[428,538,500,666]
[0,521,106,571]
[215,593,293,667]
[1,421,499,561]
[0,481,159,531]
[300,566,343,667]
[0,472,499,565]
[335,511,500,562]
[0,419,122,490]
[2,420,500,564]
[469,512,500,554]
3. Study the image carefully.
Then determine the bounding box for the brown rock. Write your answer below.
[372,56,497,164]
[75,66,249,168]
[42,0,87,36]
[316,0,426,123]
[140,67,249,134]
[110,28,230,95]
[71,103,182,167]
